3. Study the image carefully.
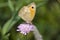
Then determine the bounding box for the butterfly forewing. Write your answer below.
[18,2,36,23]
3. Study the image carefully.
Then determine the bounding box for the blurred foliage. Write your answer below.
[0,0,60,40]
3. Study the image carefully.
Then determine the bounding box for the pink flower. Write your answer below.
[17,23,34,35]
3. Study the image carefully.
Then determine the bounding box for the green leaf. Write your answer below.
[2,16,20,35]
[15,0,24,11]
[8,0,14,12]
[2,18,13,35]
[2,33,10,40]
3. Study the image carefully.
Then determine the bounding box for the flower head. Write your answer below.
[17,23,35,35]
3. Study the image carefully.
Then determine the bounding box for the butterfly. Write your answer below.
[18,2,36,24]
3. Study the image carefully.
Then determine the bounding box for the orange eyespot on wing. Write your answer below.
[29,6,36,21]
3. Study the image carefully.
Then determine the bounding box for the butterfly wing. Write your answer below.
[18,6,32,23]
[18,2,36,23]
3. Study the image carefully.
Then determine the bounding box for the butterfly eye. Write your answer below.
[32,6,34,9]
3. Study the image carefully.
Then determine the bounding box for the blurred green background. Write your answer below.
[0,0,60,40]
